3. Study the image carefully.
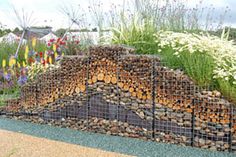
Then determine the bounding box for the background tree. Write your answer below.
[55,28,67,37]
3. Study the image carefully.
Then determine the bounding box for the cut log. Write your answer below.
[186,108,192,113]
[129,87,134,93]
[88,79,93,85]
[137,91,143,100]
[97,73,104,81]
[220,119,230,124]
[80,84,86,92]
[146,93,151,100]
[131,92,137,97]
[142,95,147,100]
[111,76,117,84]
[123,84,129,91]
[75,87,80,93]
[104,75,111,84]
[92,75,97,83]
[118,82,124,89]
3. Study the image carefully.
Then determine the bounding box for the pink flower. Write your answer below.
[49,38,55,43]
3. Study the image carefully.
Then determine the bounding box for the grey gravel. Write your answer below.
[0,117,235,157]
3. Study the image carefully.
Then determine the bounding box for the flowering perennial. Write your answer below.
[154,31,236,85]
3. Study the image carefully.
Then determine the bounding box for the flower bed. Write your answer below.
[153,31,236,103]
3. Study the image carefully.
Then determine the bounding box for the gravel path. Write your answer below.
[0,117,235,157]
[0,129,132,157]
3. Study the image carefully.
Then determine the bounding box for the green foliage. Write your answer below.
[12,27,21,34]
[210,27,236,41]
[0,88,20,107]
[216,79,236,103]
[157,47,215,87]
[111,16,157,54]
[109,0,235,104]
[55,28,67,37]
[0,42,22,67]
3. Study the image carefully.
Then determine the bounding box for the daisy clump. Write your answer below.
[154,30,236,102]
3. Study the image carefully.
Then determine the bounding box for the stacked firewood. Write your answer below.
[59,56,88,96]
[89,45,135,61]
[19,56,88,108]
[154,66,196,112]
[5,46,236,131]
[117,55,157,100]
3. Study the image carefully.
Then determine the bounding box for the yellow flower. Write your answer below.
[23,61,26,67]
[53,44,57,52]
[25,46,29,60]
[3,70,7,75]
[32,38,37,48]
[9,56,16,67]
[55,52,58,59]
[49,56,53,64]
[2,59,6,68]
[44,52,48,61]
[17,62,21,68]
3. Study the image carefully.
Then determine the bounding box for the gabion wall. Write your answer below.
[1,46,236,153]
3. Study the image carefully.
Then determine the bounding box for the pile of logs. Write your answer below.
[6,46,236,126]
[3,45,236,152]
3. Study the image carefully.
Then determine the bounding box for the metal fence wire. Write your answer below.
[0,46,236,153]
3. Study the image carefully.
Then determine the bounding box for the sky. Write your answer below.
[0,0,235,30]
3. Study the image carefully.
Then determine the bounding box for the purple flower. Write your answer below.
[46,50,53,56]
[3,73,11,81]
[56,55,63,62]
[17,75,27,86]
[56,47,62,54]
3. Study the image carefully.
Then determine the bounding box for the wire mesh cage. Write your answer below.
[154,63,194,146]
[0,46,236,153]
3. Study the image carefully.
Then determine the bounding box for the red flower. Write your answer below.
[49,38,55,43]
[28,58,35,64]
[57,38,61,43]
[76,40,80,44]
[47,43,51,47]
[41,59,46,65]
[59,41,66,45]
[39,52,43,58]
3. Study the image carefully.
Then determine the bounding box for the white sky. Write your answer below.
[0,0,234,30]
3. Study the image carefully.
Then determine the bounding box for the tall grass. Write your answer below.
[157,47,215,87]
[0,42,19,65]
[112,16,157,54]
[106,0,235,103]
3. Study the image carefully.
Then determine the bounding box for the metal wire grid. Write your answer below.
[0,49,236,153]
[117,55,154,140]
[231,105,236,152]
[154,65,192,146]
[193,95,232,151]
